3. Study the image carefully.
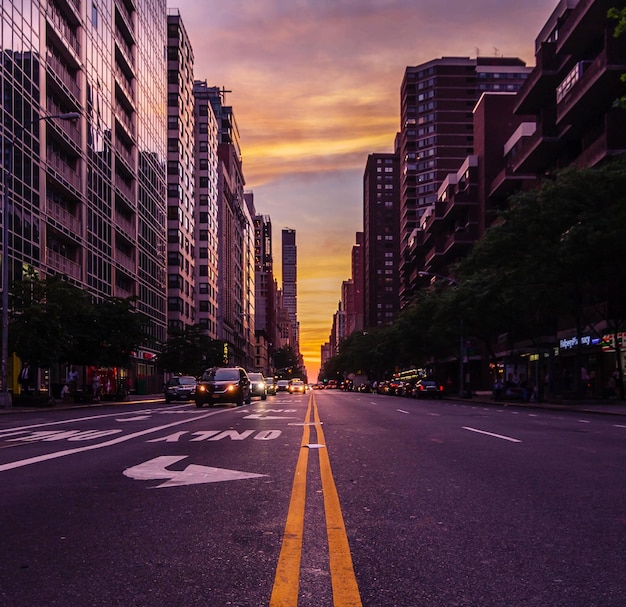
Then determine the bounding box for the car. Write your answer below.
[276,379,290,392]
[195,367,251,408]
[266,381,277,396]
[289,379,306,394]
[248,372,267,400]
[164,375,197,403]
[413,379,445,399]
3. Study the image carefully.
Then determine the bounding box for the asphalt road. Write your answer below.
[0,391,624,606]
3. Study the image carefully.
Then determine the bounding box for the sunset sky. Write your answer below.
[170,0,558,380]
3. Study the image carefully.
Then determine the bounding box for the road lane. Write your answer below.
[270,393,362,606]
[0,392,623,606]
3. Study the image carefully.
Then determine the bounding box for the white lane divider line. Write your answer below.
[463,426,522,443]
[397,409,410,415]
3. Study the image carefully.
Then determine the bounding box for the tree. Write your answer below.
[9,270,92,369]
[273,345,302,378]
[9,272,150,380]
[157,324,225,377]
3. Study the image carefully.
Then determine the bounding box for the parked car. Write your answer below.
[164,375,197,404]
[413,379,445,399]
[289,379,306,394]
[248,372,267,400]
[276,379,291,392]
[195,367,251,407]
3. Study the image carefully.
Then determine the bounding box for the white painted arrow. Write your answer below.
[123,456,266,488]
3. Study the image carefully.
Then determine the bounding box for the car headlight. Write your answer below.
[198,385,206,393]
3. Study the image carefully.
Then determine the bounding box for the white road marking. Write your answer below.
[244,414,298,420]
[0,408,231,472]
[463,426,522,443]
[123,456,266,488]
[397,409,410,414]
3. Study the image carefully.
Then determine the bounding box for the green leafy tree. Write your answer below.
[9,270,92,368]
[273,345,302,378]
[157,325,225,377]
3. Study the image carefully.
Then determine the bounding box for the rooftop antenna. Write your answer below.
[219,86,232,103]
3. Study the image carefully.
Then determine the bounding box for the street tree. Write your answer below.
[157,324,225,377]
[9,270,92,369]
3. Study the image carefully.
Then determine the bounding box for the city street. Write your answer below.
[0,390,624,606]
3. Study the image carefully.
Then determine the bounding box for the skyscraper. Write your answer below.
[398,56,530,305]
[167,10,196,331]
[281,228,298,352]
[1,0,168,391]
[363,152,400,329]
[192,82,220,339]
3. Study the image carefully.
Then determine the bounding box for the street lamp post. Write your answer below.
[417,271,467,397]
[1,112,81,408]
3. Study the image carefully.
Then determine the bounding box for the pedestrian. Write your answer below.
[19,362,31,395]
[91,375,101,401]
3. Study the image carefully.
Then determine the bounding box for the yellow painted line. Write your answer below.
[269,396,313,606]
[313,393,363,606]
[270,393,363,606]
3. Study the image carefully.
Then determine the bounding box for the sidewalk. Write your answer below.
[457,390,626,417]
[0,393,164,414]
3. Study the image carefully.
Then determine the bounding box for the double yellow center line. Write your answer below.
[270,392,362,606]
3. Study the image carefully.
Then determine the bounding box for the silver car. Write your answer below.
[248,372,267,400]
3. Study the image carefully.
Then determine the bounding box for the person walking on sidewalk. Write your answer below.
[19,363,31,395]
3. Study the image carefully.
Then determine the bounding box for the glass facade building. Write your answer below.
[1,0,167,390]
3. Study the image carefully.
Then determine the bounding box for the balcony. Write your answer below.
[46,198,81,233]
[46,248,82,280]
[556,40,626,127]
[46,54,81,103]
[46,3,81,58]
[46,149,82,193]
[114,210,136,238]
[556,0,608,56]
[114,249,136,273]
[571,111,626,168]
[510,118,560,174]
[514,42,561,115]
[115,176,135,204]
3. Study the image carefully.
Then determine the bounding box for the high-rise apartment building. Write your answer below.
[167,10,196,330]
[192,82,220,339]
[511,0,626,175]
[349,231,364,334]
[399,56,530,305]
[195,83,254,367]
[281,228,298,351]
[252,207,277,375]
[1,0,167,390]
[363,152,400,329]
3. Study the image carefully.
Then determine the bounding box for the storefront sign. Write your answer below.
[601,332,626,352]
[559,335,601,350]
